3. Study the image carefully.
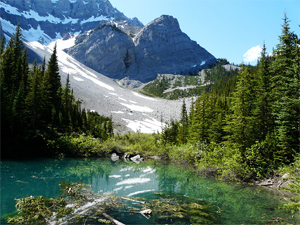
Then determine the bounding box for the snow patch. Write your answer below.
[111,111,124,114]
[29,38,116,91]
[118,97,127,102]
[73,76,84,81]
[120,103,153,113]
[131,91,158,101]
[81,15,114,25]
[122,117,163,133]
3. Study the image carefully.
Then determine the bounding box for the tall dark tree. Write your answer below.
[43,44,61,124]
[0,36,5,55]
[177,99,189,144]
[271,14,300,162]
[255,44,274,141]
[25,61,43,128]
[224,66,258,156]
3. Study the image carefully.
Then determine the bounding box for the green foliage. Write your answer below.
[1,25,113,158]
[279,177,300,213]
[7,181,220,224]
[7,196,73,224]
[161,14,299,181]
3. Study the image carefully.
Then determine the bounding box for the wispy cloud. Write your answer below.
[243,45,262,63]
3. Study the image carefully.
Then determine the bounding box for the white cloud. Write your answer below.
[243,45,262,63]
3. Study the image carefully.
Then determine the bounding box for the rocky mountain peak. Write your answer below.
[66,14,216,85]
[133,15,180,45]
[0,0,143,44]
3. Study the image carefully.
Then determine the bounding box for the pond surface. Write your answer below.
[0,158,298,224]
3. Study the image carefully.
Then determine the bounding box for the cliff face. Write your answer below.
[67,25,136,78]
[66,15,216,83]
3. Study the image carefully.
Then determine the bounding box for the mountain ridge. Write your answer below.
[65,15,216,85]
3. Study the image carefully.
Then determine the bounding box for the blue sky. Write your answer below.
[110,0,300,65]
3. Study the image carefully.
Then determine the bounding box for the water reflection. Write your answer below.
[0,158,298,224]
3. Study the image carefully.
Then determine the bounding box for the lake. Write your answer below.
[0,158,298,224]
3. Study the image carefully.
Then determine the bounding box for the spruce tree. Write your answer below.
[43,44,61,124]
[255,44,274,141]
[25,61,43,128]
[224,66,258,157]
[271,14,300,163]
[177,99,188,144]
[189,91,209,143]
[0,36,5,55]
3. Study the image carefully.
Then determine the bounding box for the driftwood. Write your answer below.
[102,213,125,225]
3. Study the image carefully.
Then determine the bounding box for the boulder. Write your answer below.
[111,153,119,161]
[130,155,144,164]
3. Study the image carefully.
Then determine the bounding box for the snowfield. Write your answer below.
[25,37,188,134]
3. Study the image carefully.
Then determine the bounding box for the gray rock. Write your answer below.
[111,153,119,161]
[66,15,216,84]
[1,0,143,43]
[0,21,3,40]
[130,155,144,164]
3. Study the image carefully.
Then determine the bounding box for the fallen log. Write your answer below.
[102,213,125,225]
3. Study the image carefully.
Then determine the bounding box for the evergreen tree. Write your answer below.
[25,61,43,129]
[189,91,209,143]
[0,36,5,55]
[271,14,300,162]
[44,44,61,124]
[224,66,258,157]
[255,44,274,141]
[177,99,188,144]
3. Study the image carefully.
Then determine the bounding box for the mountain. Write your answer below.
[25,38,188,134]
[0,0,214,133]
[0,0,143,44]
[65,15,216,85]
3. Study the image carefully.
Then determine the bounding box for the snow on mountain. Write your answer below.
[25,37,187,133]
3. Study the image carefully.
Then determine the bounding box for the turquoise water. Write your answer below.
[0,158,298,224]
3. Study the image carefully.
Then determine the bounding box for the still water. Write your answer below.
[0,158,298,224]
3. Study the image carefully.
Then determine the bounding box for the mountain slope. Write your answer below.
[25,37,188,133]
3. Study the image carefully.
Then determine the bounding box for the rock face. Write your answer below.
[1,1,216,84]
[66,24,136,79]
[0,0,143,43]
[66,15,216,83]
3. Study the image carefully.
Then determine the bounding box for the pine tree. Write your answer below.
[189,91,209,143]
[25,60,43,128]
[255,44,274,141]
[177,99,188,144]
[0,36,5,55]
[43,44,61,125]
[271,14,300,163]
[224,66,258,157]
[62,74,72,128]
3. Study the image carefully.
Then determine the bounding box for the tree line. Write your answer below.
[162,14,300,180]
[1,24,113,158]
